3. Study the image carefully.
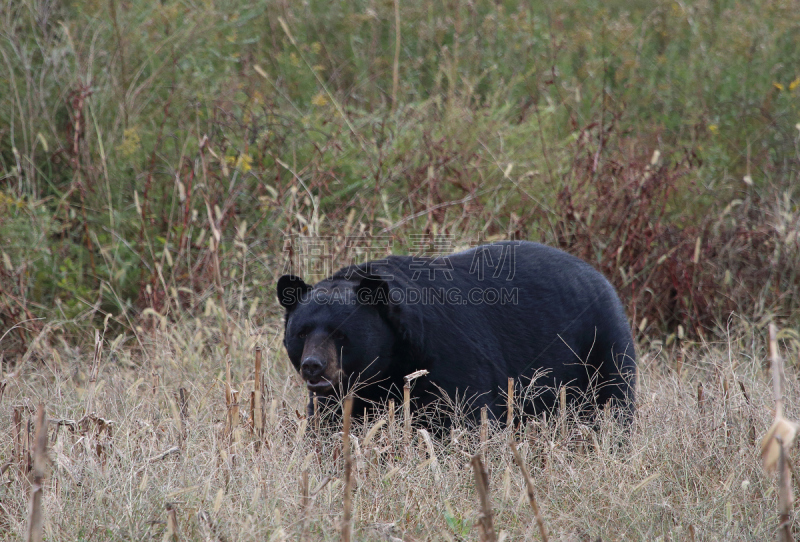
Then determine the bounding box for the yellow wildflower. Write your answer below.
[311,92,329,107]
[117,127,141,159]
[235,154,253,173]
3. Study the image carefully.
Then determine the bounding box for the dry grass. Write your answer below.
[2,1,799,538]
[3,0,799,352]
[0,317,796,540]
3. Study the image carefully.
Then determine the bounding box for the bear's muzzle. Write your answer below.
[300,333,342,394]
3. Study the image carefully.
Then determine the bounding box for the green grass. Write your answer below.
[2,0,799,342]
[1,2,800,538]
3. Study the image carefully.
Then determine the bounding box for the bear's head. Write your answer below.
[276,273,424,397]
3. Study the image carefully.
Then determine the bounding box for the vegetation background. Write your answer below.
[1,0,800,539]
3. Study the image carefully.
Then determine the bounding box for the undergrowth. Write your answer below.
[1,2,800,537]
[1,317,797,540]
[1,0,799,357]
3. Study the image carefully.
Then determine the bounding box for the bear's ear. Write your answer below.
[277,275,311,310]
[356,275,424,353]
[355,275,390,309]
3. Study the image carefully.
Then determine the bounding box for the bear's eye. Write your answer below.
[297,329,308,339]
[331,329,345,342]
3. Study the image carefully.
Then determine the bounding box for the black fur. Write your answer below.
[277,241,636,425]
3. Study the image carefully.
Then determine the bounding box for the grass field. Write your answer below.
[1,317,797,540]
[1,0,800,539]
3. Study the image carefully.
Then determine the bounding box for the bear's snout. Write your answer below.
[301,356,326,380]
[298,334,341,393]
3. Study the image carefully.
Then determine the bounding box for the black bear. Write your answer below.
[277,241,636,425]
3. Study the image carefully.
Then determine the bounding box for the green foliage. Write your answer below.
[0,0,799,347]
[444,503,472,537]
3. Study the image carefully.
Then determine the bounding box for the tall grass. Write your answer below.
[1,2,800,537]
[0,315,796,539]
[1,0,799,355]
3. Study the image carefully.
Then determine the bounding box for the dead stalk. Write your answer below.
[85,330,102,415]
[254,347,263,437]
[400,370,428,452]
[697,382,705,414]
[249,391,255,434]
[470,454,496,542]
[13,407,22,463]
[342,396,354,542]
[480,406,488,451]
[403,382,411,450]
[134,446,181,476]
[224,355,238,441]
[507,377,514,429]
[770,323,794,542]
[269,398,277,426]
[25,403,47,542]
[777,435,792,542]
[559,387,567,440]
[786,456,800,497]
[178,387,189,434]
[388,398,395,441]
[509,441,548,541]
[164,503,179,542]
[313,395,320,434]
[770,324,783,418]
[301,468,310,536]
